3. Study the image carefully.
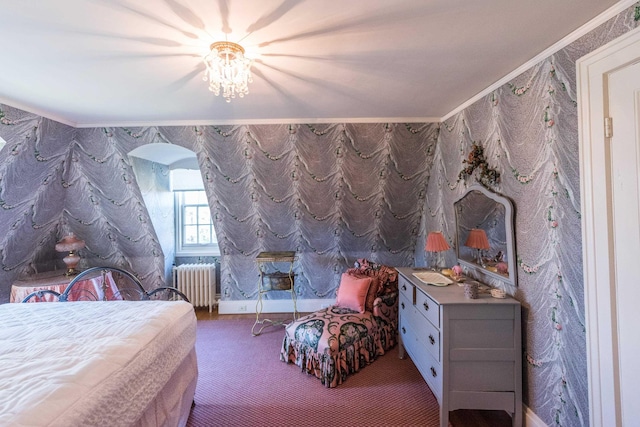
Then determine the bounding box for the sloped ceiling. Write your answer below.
[0,0,622,127]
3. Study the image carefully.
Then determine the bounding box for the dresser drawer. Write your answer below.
[412,308,440,361]
[399,299,443,401]
[415,287,440,328]
[398,274,415,304]
[420,344,442,400]
[399,291,412,321]
[399,308,415,345]
[399,310,420,364]
[400,288,440,362]
[401,315,442,401]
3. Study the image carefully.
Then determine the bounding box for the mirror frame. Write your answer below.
[454,184,517,287]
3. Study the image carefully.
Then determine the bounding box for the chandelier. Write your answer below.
[203,41,253,102]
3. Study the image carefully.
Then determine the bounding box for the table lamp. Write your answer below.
[425,231,450,270]
[55,233,86,276]
[464,228,490,267]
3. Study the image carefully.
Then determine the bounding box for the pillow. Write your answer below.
[335,273,372,313]
[352,258,399,295]
[345,269,380,312]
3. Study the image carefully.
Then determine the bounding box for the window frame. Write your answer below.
[174,190,220,256]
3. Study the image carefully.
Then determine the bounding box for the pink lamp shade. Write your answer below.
[55,233,86,276]
[464,228,490,250]
[425,231,450,271]
[425,232,450,252]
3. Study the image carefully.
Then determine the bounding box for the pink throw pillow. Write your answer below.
[345,270,380,312]
[335,273,372,313]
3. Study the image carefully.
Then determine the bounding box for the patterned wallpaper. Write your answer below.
[0,120,438,303]
[0,5,638,426]
[422,7,638,426]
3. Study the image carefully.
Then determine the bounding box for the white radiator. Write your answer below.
[172,263,216,312]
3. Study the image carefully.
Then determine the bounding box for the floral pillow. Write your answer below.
[352,258,398,295]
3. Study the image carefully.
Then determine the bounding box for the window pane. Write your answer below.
[198,206,211,224]
[199,225,211,244]
[183,225,198,245]
[184,206,198,225]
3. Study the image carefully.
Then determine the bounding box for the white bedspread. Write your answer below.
[0,300,197,427]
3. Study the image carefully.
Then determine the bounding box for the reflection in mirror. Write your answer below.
[455,185,516,287]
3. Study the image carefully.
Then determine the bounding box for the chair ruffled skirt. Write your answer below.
[280,305,396,387]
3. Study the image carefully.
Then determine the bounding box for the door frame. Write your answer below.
[577,25,640,427]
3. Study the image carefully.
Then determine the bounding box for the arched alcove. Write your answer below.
[128,144,199,286]
[128,143,218,287]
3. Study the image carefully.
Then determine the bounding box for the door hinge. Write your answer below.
[604,117,613,138]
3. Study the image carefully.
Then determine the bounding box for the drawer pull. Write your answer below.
[430,367,437,378]
[429,334,435,345]
[401,326,406,334]
[423,301,430,311]
[402,284,407,291]
[401,302,405,310]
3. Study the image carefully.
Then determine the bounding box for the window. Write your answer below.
[175,190,219,256]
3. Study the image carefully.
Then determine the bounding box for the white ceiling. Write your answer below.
[0,0,625,127]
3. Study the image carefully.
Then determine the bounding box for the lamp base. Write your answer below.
[64,268,80,277]
[63,252,80,276]
[428,252,442,271]
[475,249,485,267]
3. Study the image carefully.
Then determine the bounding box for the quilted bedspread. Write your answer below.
[0,300,196,427]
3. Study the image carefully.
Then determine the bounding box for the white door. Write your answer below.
[607,59,640,425]
[579,25,640,427]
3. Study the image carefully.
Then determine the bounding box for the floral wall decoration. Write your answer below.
[0,117,439,304]
[420,7,637,427]
[458,142,500,187]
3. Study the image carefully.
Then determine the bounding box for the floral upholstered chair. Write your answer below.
[280,259,398,387]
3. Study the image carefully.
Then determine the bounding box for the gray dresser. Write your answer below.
[397,267,522,427]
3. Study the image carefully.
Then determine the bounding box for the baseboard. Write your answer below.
[524,404,547,427]
[218,298,335,314]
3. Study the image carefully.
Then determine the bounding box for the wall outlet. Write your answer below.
[238,304,248,312]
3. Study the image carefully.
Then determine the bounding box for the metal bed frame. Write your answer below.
[22,266,189,303]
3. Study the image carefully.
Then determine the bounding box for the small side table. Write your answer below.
[11,270,116,303]
[10,271,72,302]
[252,251,297,336]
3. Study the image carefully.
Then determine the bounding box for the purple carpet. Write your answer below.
[186,317,440,427]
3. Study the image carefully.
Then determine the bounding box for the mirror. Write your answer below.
[454,185,517,287]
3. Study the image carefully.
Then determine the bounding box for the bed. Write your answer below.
[0,299,197,427]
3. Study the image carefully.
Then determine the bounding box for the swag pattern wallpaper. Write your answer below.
[0,119,438,303]
[0,4,639,427]
[422,6,638,426]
